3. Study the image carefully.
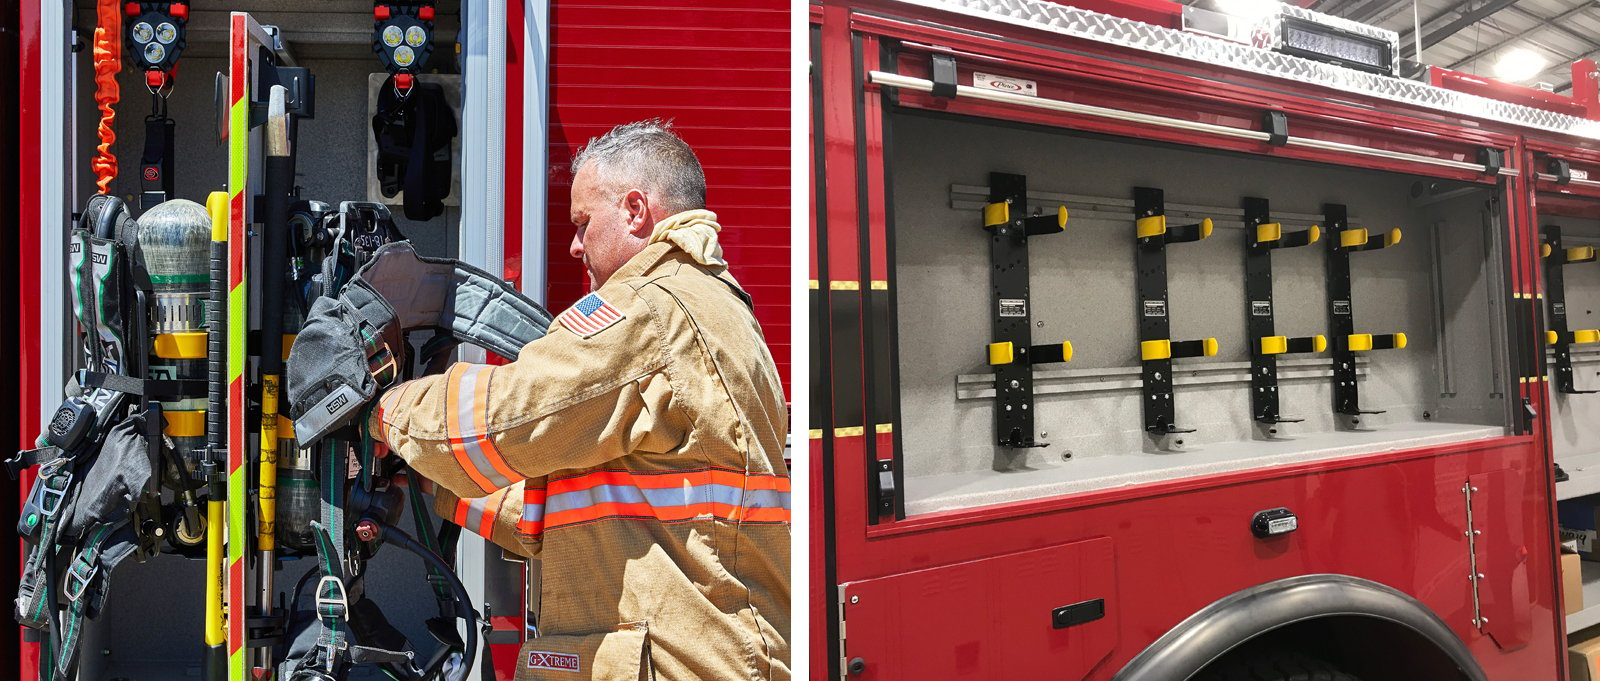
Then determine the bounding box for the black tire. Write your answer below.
[1194,650,1364,681]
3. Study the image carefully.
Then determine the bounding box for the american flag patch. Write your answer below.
[556,293,625,338]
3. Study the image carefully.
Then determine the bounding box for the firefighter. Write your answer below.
[371,119,791,681]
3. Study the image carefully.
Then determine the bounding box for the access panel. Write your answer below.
[839,537,1118,680]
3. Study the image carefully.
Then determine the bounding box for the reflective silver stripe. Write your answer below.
[454,365,515,490]
[466,495,492,537]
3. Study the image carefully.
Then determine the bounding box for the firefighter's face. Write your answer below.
[570,164,653,290]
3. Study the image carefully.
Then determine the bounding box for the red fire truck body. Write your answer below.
[810,1,1600,679]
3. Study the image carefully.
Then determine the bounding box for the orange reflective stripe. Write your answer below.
[477,492,502,539]
[542,468,791,531]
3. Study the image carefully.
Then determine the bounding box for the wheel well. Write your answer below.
[1191,615,1470,681]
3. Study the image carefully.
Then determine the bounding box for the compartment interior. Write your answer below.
[66,3,464,677]
[1542,209,1600,501]
[889,113,1513,516]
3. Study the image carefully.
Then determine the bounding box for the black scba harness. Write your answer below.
[9,195,209,679]
[277,202,511,681]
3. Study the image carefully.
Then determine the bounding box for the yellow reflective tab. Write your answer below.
[1255,222,1282,244]
[163,410,207,438]
[1260,335,1288,355]
[984,202,1010,227]
[1141,339,1171,361]
[1393,332,1407,349]
[1136,215,1166,239]
[154,332,209,359]
[830,280,860,290]
[1313,335,1328,353]
[1571,246,1596,262]
[870,280,888,290]
[808,429,823,439]
[808,279,819,290]
[1576,329,1600,344]
[1202,337,1219,356]
[1061,341,1074,363]
[1348,333,1374,352]
[875,423,894,434]
[1198,218,1214,240]
[834,426,865,437]
[989,341,1015,365]
[1339,228,1369,248]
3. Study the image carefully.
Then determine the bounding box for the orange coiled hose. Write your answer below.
[91,0,122,193]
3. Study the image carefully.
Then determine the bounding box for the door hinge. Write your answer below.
[1463,481,1485,630]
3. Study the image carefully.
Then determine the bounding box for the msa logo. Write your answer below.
[526,651,580,672]
[1251,300,1271,317]
[325,392,349,414]
[973,72,1037,97]
[49,407,76,436]
[998,298,1027,318]
[1143,300,1167,317]
[1332,300,1351,315]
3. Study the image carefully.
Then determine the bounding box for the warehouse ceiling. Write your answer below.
[1312,0,1600,92]
[1185,0,1600,93]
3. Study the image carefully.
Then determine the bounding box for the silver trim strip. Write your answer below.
[887,0,1600,141]
[870,71,1509,175]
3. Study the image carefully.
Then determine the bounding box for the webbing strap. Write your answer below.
[54,522,122,679]
[140,114,175,207]
[311,441,349,672]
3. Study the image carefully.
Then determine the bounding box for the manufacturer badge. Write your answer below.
[998,298,1027,318]
[1143,300,1167,317]
[973,72,1037,97]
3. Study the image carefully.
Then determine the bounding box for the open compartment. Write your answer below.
[60,3,467,677]
[886,113,1516,516]
[1537,193,1600,502]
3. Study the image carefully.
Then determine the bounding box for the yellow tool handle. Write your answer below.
[258,375,280,552]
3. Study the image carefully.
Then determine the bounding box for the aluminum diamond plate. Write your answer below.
[893,0,1600,140]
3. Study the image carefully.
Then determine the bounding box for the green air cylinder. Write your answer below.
[137,198,211,488]
[275,415,318,553]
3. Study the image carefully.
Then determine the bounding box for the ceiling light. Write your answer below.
[1493,48,1546,83]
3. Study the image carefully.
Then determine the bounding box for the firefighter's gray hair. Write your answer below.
[571,118,706,214]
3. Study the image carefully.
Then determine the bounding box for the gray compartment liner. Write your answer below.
[889,113,1511,514]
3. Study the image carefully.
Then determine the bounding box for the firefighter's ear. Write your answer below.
[624,188,651,237]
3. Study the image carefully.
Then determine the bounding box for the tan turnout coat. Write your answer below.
[372,241,790,680]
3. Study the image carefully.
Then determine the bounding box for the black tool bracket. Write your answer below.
[984,172,1069,449]
[1243,197,1324,435]
[1324,203,1406,428]
[1542,225,1600,394]
[1135,186,1217,451]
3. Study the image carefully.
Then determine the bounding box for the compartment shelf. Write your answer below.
[906,421,1502,515]
[1557,450,1600,501]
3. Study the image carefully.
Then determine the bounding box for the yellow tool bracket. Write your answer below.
[1137,214,1213,243]
[988,340,1073,365]
[1335,226,1403,251]
[1542,225,1598,394]
[1346,332,1407,352]
[1260,334,1327,355]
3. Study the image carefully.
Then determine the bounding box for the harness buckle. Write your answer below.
[63,551,100,602]
[19,472,72,539]
[315,575,350,621]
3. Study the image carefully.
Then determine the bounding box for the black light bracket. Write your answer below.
[1135,186,1218,451]
[1325,203,1407,429]
[983,172,1070,449]
[1542,225,1600,395]
[1243,197,1325,438]
[373,1,438,98]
